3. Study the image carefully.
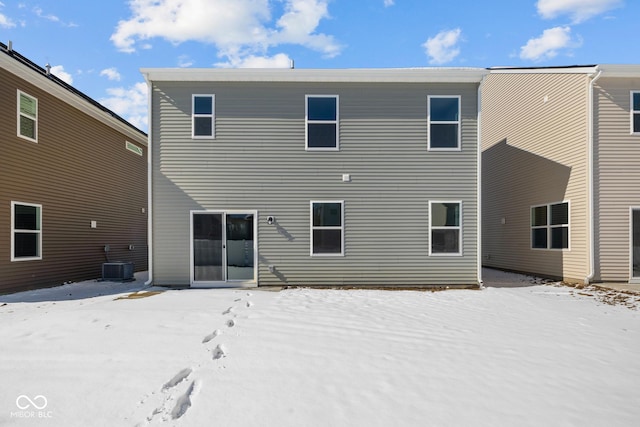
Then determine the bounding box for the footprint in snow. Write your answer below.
[171,380,200,420]
[226,319,235,328]
[202,329,221,344]
[246,301,253,308]
[162,368,193,391]
[212,344,226,360]
[222,307,233,315]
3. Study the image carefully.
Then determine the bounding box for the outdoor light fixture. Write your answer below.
[267,216,275,225]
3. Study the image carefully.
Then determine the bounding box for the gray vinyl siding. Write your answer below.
[151,81,479,286]
[593,77,640,282]
[482,72,590,282]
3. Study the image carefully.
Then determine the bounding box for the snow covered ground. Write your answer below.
[1,270,639,427]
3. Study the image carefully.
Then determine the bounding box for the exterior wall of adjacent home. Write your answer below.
[149,78,481,286]
[0,62,148,293]
[593,76,640,282]
[481,71,591,282]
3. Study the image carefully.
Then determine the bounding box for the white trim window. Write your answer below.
[192,94,215,139]
[632,91,640,134]
[531,201,570,250]
[306,95,339,150]
[310,201,344,256]
[11,201,42,261]
[429,201,462,255]
[428,95,461,150]
[17,90,38,142]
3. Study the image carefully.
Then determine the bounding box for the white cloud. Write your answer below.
[100,82,149,132]
[33,6,77,27]
[423,28,462,65]
[215,52,293,68]
[0,13,14,28]
[100,67,122,81]
[50,65,73,85]
[519,26,580,61]
[0,2,15,28]
[384,0,395,6]
[110,0,341,64]
[537,0,622,23]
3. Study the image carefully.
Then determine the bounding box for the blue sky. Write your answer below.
[1,0,637,131]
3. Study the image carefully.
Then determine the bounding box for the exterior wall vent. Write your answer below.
[102,262,134,281]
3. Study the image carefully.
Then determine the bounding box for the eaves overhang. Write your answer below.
[141,67,488,84]
[596,64,640,78]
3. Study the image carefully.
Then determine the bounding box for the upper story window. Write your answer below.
[311,201,344,256]
[11,201,42,261]
[531,201,569,250]
[428,95,460,150]
[306,95,339,150]
[17,90,38,142]
[192,95,215,139]
[632,91,640,134]
[429,201,462,255]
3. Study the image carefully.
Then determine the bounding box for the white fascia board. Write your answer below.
[489,66,598,75]
[597,64,640,78]
[140,67,488,84]
[1,54,147,145]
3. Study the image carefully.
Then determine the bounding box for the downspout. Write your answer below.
[143,73,153,287]
[477,73,487,289]
[585,67,602,285]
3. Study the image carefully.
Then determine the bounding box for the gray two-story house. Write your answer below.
[142,68,487,287]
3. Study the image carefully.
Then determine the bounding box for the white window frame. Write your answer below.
[631,91,640,135]
[305,95,339,151]
[310,200,344,256]
[11,201,42,261]
[17,90,38,143]
[428,200,462,256]
[530,201,570,251]
[428,95,461,151]
[192,94,215,139]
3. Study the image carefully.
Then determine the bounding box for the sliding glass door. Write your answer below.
[191,211,256,286]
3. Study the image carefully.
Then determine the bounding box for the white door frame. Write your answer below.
[190,210,258,288]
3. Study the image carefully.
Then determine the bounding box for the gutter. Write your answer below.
[143,73,153,287]
[477,74,486,289]
[585,67,602,284]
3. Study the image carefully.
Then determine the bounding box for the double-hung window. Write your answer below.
[311,201,344,255]
[632,91,640,134]
[428,95,460,150]
[429,201,462,255]
[531,202,569,250]
[11,202,42,261]
[17,90,38,142]
[306,95,339,150]
[192,95,215,138]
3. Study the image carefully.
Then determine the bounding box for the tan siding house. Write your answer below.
[143,68,487,288]
[0,43,148,293]
[482,65,640,284]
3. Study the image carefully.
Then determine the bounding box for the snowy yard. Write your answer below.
[1,270,639,427]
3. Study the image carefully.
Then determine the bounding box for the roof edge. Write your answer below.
[1,41,147,143]
[141,67,489,83]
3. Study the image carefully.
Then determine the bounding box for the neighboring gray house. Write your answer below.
[482,65,640,284]
[142,68,487,287]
